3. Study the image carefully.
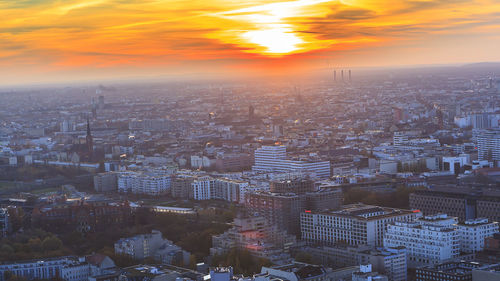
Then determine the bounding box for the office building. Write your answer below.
[301,204,421,246]
[410,188,500,222]
[246,188,342,235]
[383,214,459,267]
[252,146,331,178]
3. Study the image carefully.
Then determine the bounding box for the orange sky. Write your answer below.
[1,0,500,84]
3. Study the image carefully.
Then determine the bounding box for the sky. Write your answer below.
[1,0,500,84]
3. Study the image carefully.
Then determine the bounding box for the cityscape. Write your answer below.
[1,1,500,281]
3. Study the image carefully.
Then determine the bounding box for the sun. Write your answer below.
[214,0,332,56]
[243,26,303,55]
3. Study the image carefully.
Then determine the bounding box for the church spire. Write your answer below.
[86,117,93,158]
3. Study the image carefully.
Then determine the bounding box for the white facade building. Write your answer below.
[301,204,422,247]
[117,172,171,196]
[457,218,499,253]
[192,176,215,200]
[383,214,460,267]
[475,129,500,163]
[253,146,330,178]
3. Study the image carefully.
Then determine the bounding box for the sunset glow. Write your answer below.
[1,0,500,84]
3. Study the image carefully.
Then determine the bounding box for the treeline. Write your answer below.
[343,186,424,209]
[1,206,234,265]
[0,229,71,262]
[211,248,271,276]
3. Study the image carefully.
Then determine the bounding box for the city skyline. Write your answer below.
[1,0,500,85]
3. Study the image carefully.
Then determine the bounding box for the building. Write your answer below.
[357,247,406,281]
[0,208,9,238]
[115,230,190,266]
[472,263,500,281]
[352,264,388,281]
[0,254,116,281]
[457,218,499,253]
[383,214,459,267]
[191,176,215,200]
[409,188,500,222]
[210,216,296,264]
[301,204,421,246]
[303,244,407,281]
[93,172,118,192]
[476,129,500,164]
[416,261,500,281]
[393,132,408,147]
[270,178,315,194]
[215,153,252,172]
[246,188,342,235]
[252,146,331,178]
[171,175,194,199]
[260,263,327,281]
[117,172,171,196]
[119,264,204,281]
[214,178,250,203]
[31,199,131,233]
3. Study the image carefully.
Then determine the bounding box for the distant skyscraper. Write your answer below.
[349,70,352,82]
[98,95,105,110]
[333,70,336,82]
[248,105,255,120]
[341,70,344,81]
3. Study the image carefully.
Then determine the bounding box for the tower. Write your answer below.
[341,70,344,82]
[248,105,255,120]
[349,70,352,82]
[334,70,336,82]
[86,118,93,158]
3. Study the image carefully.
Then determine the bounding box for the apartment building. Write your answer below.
[383,214,460,267]
[457,218,499,253]
[301,204,421,246]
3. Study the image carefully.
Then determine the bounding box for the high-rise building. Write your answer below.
[301,204,421,247]
[475,129,500,163]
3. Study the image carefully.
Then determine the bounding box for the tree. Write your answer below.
[41,236,62,252]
